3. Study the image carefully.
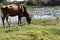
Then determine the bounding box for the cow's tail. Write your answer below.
[0,8,3,19]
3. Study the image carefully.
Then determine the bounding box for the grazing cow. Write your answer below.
[1,4,31,26]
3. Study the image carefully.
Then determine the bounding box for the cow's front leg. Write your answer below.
[18,16,21,25]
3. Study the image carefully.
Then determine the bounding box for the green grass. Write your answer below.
[0,19,60,40]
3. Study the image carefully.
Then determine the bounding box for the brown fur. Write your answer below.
[1,4,31,26]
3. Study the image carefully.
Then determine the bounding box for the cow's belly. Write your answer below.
[10,14,18,17]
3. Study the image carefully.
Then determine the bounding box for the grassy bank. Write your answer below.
[0,2,41,8]
[0,19,60,40]
[0,2,60,8]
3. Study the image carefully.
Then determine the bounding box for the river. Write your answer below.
[0,6,60,24]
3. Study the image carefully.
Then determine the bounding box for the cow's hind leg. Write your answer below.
[6,17,10,26]
[2,17,5,26]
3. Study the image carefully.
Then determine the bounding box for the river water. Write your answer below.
[0,7,60,24]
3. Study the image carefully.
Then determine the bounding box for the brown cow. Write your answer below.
[1,4,31,26]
